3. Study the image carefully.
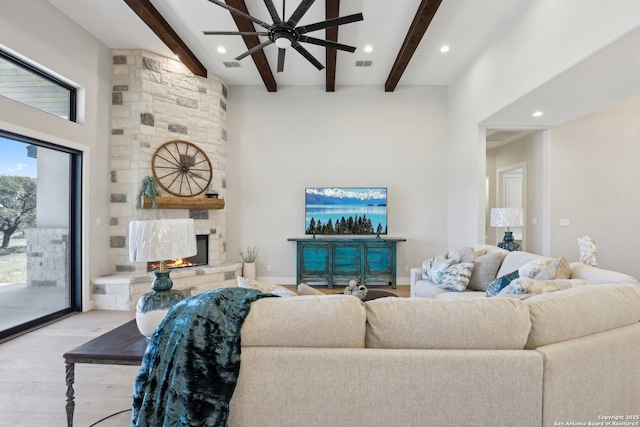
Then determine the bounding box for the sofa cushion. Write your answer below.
[242,295,366,348]
[467,251,506,291]
[533,257,570,280]
[569,262,639,284]
[437,262,474,292]
[524,284,640,349]
[497,251,554,278]
[486,270,520,297]
[433,291,487,300]
[498,278,592,297]
[452,247,487,263]
[365,298,531,350]
[412,280,451,298]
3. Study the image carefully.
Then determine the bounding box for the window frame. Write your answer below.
[0,48,77,122]
[0,129,83,342]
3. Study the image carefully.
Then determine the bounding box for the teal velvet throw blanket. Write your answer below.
[132,287,276,427]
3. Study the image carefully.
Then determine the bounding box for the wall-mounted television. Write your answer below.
[305,187,387,235]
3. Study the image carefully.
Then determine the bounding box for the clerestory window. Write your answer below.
[0,48,77,121]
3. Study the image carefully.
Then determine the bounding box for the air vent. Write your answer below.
[355,60,373,67]
[223,61,242,68]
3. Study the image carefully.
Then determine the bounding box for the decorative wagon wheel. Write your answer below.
[151,140,212,197]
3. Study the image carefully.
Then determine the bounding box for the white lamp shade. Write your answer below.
[490,208,524,228]
[129,219,197,262]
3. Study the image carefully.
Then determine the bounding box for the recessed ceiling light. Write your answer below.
[363,45,373,53]
[532,111,544,117]
[217,46,227,54]
[440,45,450,53]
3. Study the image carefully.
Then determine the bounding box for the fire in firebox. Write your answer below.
[147,235,208,272]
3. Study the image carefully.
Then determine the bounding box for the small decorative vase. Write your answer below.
[243,262,256,280]
[136,270,185,338]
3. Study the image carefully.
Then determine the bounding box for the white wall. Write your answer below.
[36,148,70,228]
[549,93,640,278]
[447,0,640,249]
[226,86,448,284]
[0,0,112,309]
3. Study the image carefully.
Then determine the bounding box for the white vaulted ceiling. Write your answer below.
[47,0,526,88]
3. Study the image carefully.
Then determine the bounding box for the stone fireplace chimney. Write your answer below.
[108,50,228,274]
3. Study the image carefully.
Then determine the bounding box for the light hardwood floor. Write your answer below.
[0,285,409,426]
[0,310,138,427]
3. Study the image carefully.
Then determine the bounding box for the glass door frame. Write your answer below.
[0,129,82,341]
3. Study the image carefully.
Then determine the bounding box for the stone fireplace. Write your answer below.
[91,50,241,310]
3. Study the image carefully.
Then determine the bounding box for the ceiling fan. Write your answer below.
[203,0,363,72]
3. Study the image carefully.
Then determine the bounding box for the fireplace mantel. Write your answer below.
[142,196,225,210]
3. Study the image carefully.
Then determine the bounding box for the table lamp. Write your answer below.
[129,218,197,338]
[490,207,523,251]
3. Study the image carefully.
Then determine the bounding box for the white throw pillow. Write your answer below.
[421,253,448,280]
[533,257,571,280]
[498,277,592,296]
[237,276,298,297]
[427,258,452,284]
[517,258,551,279]
[467,252,506,291]
[297,283,325,296]
[437,262,474,292]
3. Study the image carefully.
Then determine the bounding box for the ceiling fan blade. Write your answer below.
[298,36,356,52]
[235,40,274,60]
[263,0,282,24]
[205,0,272,30]
[291,41,324,70]
[286,0,316,27]
[296,13,363,34]
[277,48,286,72]
[203,31,269,36]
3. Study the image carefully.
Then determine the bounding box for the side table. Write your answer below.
[63,319,147,427]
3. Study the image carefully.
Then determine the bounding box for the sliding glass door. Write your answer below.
[0,131,81,341]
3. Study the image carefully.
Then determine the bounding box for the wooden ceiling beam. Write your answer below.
[225,0,277,92]
[325,0,340,92]
[384,0,443,92]
[124,0,207,78]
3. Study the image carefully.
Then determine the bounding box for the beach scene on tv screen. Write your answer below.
[305,187,387,235]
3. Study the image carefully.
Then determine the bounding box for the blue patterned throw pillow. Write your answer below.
[427,258,452,284]
[437,262,474,292]
[486,270,520,297]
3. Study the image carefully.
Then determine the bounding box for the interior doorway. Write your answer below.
[496,163,526,249]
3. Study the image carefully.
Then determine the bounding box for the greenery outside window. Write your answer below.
[0,130,82,341]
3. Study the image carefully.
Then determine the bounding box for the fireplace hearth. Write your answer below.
[147,235,209,272]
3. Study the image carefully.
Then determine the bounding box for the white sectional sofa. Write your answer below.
[410,244,639,298]
[227,279,640,426]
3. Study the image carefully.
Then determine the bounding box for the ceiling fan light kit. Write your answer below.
[204,0,363,72]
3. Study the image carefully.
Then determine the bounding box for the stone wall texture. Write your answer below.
[26,228,69,288]
[94,50,233,310]
[108,50,228,274]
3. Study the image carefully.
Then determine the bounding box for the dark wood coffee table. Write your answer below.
[361,289,398,301]
[63,319,148,427]
[338,289,398,301]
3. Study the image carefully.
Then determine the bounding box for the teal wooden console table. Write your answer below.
[288,238,406,289]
